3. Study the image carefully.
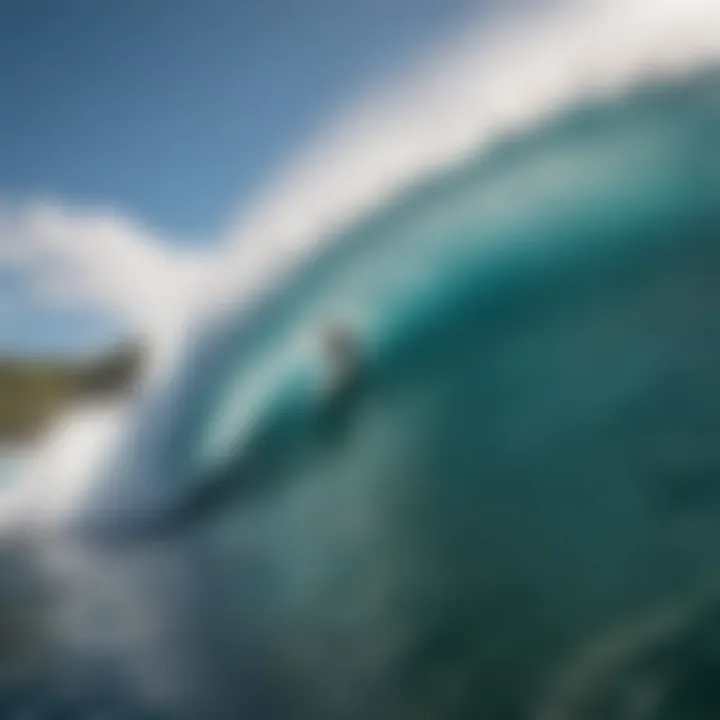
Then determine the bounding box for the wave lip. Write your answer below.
[206,0,720,328]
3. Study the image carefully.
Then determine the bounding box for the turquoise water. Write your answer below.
[201,69,720,718]
[7,68,720,719]
[96,67,720,718]
[185,69,720,481]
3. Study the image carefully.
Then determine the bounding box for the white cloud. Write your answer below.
[0,201,219,357]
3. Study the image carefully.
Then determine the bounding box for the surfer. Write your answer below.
[320,323,364,439]
[323,324,359,393]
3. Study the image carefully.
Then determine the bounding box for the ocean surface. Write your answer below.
[1,66,720,719]
[102,66,720,718]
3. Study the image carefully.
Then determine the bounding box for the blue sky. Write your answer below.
[0,0,479,242]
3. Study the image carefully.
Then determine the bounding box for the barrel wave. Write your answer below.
[7,67,720,719]
[106,67,720,719]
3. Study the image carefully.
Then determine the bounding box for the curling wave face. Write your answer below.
[6,61,720,719]
[33,68,720,719]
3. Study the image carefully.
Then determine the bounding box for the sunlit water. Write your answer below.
[4,56,720,720]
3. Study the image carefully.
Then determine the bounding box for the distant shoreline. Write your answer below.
[0,344,141,443]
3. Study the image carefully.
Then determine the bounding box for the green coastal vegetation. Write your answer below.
[0,344,142,442]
